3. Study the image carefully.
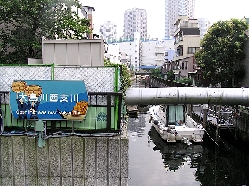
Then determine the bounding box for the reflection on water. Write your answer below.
[195,140,249,186]
[149,126,203,173]
[128,113,249,186]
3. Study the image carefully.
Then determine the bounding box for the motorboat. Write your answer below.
[149,105,204,145]
[148,126,203,171]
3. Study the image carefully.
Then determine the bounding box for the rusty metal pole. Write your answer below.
[186,104,192,116]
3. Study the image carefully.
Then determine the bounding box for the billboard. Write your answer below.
[10,80,88,120]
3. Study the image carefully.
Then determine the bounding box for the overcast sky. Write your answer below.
[81,0,249,39]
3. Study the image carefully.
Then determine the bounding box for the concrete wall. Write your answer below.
[235,110,249,142]
[42,39,104,66]
[28,58,43,65]
[0,136,128,186]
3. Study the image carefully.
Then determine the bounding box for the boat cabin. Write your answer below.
[165,105,185,126]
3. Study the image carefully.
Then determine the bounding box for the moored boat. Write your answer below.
[149,105,204,145]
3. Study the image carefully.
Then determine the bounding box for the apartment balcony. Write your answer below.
[174,45,183,61]
[155,58,164,61]
[155,51,165,54]
[174,37,183,45]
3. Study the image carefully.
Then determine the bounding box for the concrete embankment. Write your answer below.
[0,135,128,186]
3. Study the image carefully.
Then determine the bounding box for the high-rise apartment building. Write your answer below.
[165,0,195,37]
[99,21,117,42]
[123,8,147,40]
[197,18,210,39]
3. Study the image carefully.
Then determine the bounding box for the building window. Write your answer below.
[182,62,184,70]
[188,47,196,54]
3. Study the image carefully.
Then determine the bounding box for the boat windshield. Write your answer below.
[168,105,184,125]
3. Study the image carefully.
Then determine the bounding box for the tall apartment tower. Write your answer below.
[123,8,147,40]
[197,18,210,39]
[165,0,195,37]
[99,21,117,42]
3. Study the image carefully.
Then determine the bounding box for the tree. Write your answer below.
[104,59,132,95]
[150,67,162,78]
[177,77,192,85]
[0,0,91,64]
[195,18,248,87]
[166,70,175,81]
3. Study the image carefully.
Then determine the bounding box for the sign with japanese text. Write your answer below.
[10,80,88,120]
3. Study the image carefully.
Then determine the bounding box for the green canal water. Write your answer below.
[127,113,249,186]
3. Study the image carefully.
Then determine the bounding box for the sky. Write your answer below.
[81,0,249,39]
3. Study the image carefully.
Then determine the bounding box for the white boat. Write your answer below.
[148,125,203,172]
[149,105,204,145]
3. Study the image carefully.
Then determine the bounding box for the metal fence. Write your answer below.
[0,64,123,136]
[0,64,120,92]
[0,91,123,135]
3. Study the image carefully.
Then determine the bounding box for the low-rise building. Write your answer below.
[141,39,174,67]
[106,33,175,71]
[173,15,201,80]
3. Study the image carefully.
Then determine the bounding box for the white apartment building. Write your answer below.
[123,8,147,40]
[141,39,175,67]
[198,18,211,39]
[119,32,141,71]
[106,33,175,71]
[104,42,120,64]
[99,21,117,42]
[165,0,195,37]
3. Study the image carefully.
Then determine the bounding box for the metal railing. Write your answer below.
[0,91,123,136]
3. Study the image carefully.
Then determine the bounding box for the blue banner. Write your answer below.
[10,80,88,120]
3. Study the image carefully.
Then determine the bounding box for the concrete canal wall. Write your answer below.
[0,136,129,186]
[235,111,249,142]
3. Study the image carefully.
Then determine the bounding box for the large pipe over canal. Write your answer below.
[124,87,249,106]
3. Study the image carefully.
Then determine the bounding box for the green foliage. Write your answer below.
[195,18,248,87]
[177,77,192,85]
[166,70,175,81]
[0,0,91,64]
[150,67,162,78]
[104,59,132,94]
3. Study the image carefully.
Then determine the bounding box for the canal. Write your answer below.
[127,112,249,186]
